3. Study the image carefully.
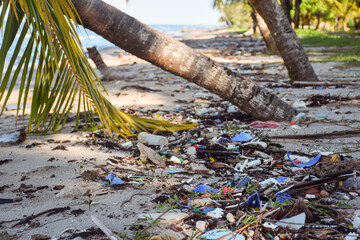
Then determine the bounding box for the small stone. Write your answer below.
[196,221,207,232]
[226,213,236,223]
[320,190,329,198]
[236,210,245,218]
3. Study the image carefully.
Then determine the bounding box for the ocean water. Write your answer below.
[78,24,220,50]
[3,24,220,67]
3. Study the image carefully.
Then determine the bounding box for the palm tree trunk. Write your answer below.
[71,0,297,121]
[293,0,302,29]
[280,0,293,24]
[255,11,278,53]
[251,0,319,83]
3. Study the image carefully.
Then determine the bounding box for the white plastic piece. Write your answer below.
[206,208,224,219]
[259,178,278,188]
[137,132,168,146]
[353,210,360,229]
[170,156,182,164]
[277,212,305,230]
[121,141,133,149]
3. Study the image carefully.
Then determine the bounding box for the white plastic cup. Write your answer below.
[137,132,168,146]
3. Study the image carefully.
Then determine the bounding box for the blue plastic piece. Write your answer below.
[231,132,253,142]
[193,185,218,194]
[275,192,292,203]
[276,177,288,183]
[317,114,328,119]
[315,86,323,89]
[286,152,321,168]
[203,207,216,213]
[110,177,125,186]
[236,176,251,188]
[105,173,115,181]
[241,192,261,208]
[214,118,222,123]
[200,229,245,240]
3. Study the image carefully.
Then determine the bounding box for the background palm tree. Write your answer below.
[0,0,196,137]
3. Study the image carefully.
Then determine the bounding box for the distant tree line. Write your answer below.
[213,0,360,31]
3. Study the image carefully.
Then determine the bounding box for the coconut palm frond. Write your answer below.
[0,0,196,137]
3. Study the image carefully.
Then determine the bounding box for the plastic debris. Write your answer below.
[231,132,253,142]
[353,210,360,229]
[104,173,124,186]
[286,152,321,168]
[259,178,278,188]
[250,121,281,128]
[241,192,261,209]
[193,185,218,194]
[110,178,125,186]
[235,176,251,188]
[275,193,292,203]
[200,229,245,240]
[290,113,306,125]
[277,212,306,230]
[317,114,328,119]
[137,132,168,146]
[206,208,223,218]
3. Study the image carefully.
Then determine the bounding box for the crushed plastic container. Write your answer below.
[290,113,306,125]
[138,132,168,146]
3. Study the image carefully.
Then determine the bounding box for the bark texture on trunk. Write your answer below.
[72,0,297,121]
[255,11,278,53]
[294,0,302,29]
[280,0,292,24]
[252,0,319,83]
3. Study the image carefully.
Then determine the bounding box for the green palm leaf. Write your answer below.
[0,0,196,137]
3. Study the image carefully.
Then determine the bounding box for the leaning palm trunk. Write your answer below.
[254,10,278,53]
[251,0,319,83]
[72,0,297,121]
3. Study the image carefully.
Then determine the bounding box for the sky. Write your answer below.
[103,0,222,25]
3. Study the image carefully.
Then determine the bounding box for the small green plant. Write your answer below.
[342,146,351,152]
[335,201,353,208]
[241,214,256,225]
[245,183,258,195]
[83,192,93,210]
[118,216,161,240]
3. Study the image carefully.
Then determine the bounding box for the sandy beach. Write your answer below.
[1,28,360,239]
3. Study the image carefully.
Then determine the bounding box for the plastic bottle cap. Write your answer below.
[290,120,296,125]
